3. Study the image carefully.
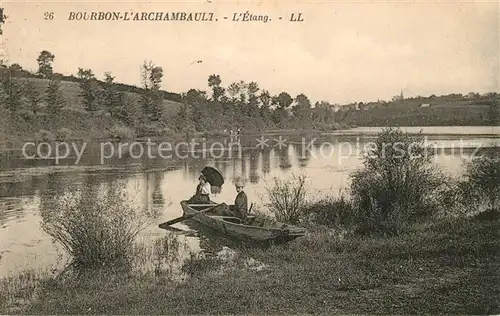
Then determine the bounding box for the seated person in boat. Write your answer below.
[188,174,211,204]
[228,180,248,220]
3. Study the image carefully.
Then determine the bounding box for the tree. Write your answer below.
[259,90,271,108]
[37,51,55,78]
[462,155,500,211]
[227,82,240,99]
[140,60,164,122]
[77,68,100,112]
[227,80,249,105]
[313,101,336,125]
[25,81,42,115]
[173,104,194,132]
[276,92,293,109]
[208,74,225,102]
[246,81,260,117]
[292,93,312,120]
[102,71,123,118]
[184,89,208,105]
[9,63,23,75]
[0,69,24,112]
[45,77,65,113]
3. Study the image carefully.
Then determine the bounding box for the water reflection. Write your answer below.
[293,145,312,168]
[151,172,165,206]
[249,150,260,184]
[0,198,25,227]
[277,147,292,170]
[261,148,271,175]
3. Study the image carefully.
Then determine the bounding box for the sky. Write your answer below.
[1,0,498,104]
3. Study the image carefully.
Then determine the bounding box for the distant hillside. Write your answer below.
[338,104,494,127]
[17,77,185,117]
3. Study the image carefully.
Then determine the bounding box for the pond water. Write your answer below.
[0,127,498,277]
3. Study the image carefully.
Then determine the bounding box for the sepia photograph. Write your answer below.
[0,0,498,314]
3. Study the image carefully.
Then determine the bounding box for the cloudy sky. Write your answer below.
[2,0,498,104]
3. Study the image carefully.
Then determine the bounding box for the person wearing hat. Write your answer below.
[228,179,248,219]
[189,174,211,204]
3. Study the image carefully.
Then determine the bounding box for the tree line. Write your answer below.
[1,50,498,138]
[0,50,344,135]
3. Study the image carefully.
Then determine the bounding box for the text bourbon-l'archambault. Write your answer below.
[68,11,217,21]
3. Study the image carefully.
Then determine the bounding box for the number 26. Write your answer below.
[44,12,54,20]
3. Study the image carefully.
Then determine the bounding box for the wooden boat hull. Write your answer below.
[180,201,306,242]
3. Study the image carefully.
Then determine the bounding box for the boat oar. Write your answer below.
[244,203,255,224]
[159,204,220,229]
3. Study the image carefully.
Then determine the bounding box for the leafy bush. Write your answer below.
[264,174,309,224]
[302,196,354,228]
[350,128,445,235]
[40,181,159,272]
[34,129,55,142]
[461,154,500,212]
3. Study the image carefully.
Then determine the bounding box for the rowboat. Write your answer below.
[180,201,306,243]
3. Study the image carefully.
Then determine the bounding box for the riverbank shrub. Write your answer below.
[264,174,309,224]
[40,181,159,272]
[302,195,355,228]
[349,128,446,235]
[460,153,500,214]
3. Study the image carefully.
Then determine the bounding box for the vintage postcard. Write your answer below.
[0,0,498,314]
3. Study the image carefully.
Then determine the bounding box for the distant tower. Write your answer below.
[400,89,404,100]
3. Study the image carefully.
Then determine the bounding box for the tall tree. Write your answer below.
[184,88,208,106]
[140,60,164,122]
[118,94,141,126]
[25,81,42,116]
[208,74,225,102]
[259,90,271,108]
[45,77,65,114]
[276,92,293,109]
[102,71,123,117]
[1,68,24,112]
[247,81,260,117]
[227,82,240,99]
[37,51,55,78]
[77,68,100,112]
[9,63,23,75]
[292,93,312,119]
[173,104,194,132]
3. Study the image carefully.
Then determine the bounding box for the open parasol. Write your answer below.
[201,166,224,194]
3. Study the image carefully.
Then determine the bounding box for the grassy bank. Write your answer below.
[1,217,498,314]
